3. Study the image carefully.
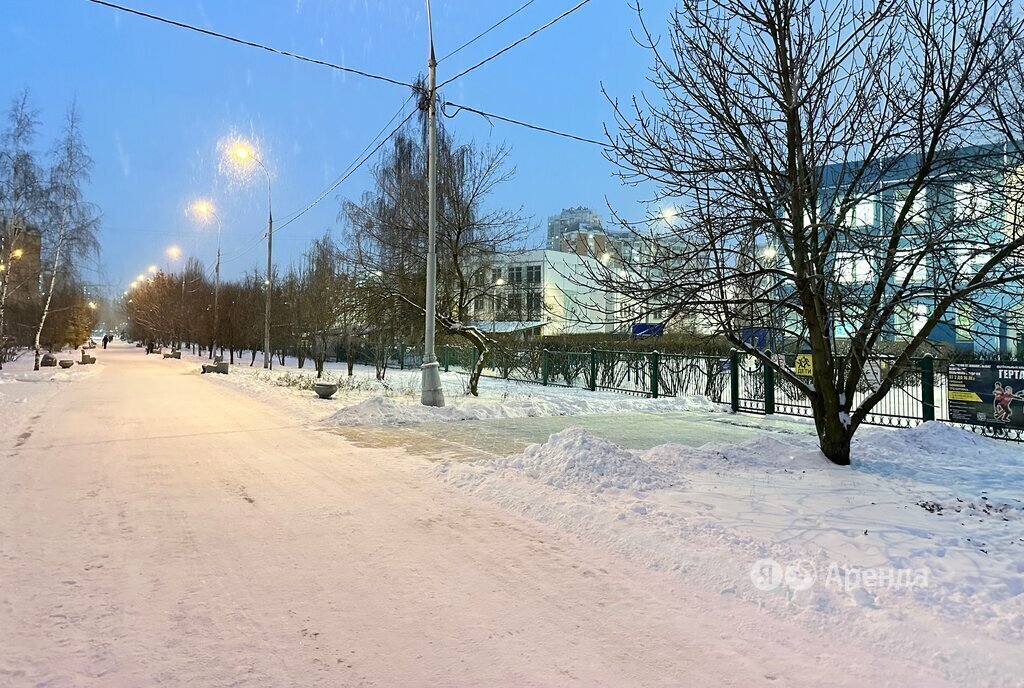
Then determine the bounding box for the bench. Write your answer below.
[201,361,229,375]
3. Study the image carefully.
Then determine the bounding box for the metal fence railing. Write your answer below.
[326,342,1023,442]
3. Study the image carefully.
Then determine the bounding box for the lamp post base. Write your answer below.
[420,360,445,407]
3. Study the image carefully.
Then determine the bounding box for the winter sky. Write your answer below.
[4,0,675,291]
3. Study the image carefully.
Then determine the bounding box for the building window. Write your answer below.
[894,188,926,225]
[956,307,974,341]
[473,296,484,313]
[508,266,523,285]
[492,268,502,283]
[837,252,873,283]
[507,293,521,312]
[845,199,875,227]
[526,291,541,317]
[526,264,541,284]
[893,252,927,284]
[955,182,990,220]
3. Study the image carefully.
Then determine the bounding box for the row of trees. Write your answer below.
[0,91,100,368]
[127,0,1024,466]
[127,101,531,395]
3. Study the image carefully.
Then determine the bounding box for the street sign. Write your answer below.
[948,363,1024,428]
[794,354,813,377]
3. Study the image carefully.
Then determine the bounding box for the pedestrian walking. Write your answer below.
[102,335,109,349]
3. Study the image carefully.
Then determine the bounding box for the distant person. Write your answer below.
[102,335,109,349]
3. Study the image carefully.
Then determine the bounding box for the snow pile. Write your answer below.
[323,396,477,425]
[321,392,720,427]
[451,428,676,493]
[435,422,1024,684]
[854,421,1024,496]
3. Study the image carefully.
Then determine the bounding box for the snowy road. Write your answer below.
[1,345,945,686]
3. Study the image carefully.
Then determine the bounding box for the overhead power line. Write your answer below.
[220,99,417,266]
[438,0,538,63]
[438,0,593,88]
[275,103,417,233]
[84,0,412,89]
[442,100,605,147]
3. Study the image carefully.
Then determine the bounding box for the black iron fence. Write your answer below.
[323,341,1022,442]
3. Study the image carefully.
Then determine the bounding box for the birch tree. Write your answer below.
[0,91,45,368]
[33,105,99,370]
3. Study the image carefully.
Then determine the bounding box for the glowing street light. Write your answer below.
[136,273,146,282]
[166,245,182,261]
[87,301,97,310]
[190,198,224,354]
[11,248,24,260]
[148,265,157,274]
[130,281,138,289]
[222,135,273,370]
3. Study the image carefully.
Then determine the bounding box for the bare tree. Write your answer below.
[601,0,1024,464]
[33,104,99,370]
[342,105,529,395]
[0,90,45,368]
[301,232,350,378]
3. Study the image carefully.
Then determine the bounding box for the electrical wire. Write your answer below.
[84,0,412,89]
[275,95,415,228]
[220,102,417,265]
[438,0,538,63]
[437,0,593,88]
[442,100,605,146]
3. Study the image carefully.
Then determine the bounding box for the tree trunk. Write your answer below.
[812,397,853,466]
[34,232,65,371]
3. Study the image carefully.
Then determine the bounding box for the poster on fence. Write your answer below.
[948,363,1024,428]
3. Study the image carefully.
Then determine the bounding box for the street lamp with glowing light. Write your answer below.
[221,135,273,369]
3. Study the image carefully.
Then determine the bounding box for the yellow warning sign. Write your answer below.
[948,390,983,403]
[794,354,813,377]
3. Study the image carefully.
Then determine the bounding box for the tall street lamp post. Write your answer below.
[420,0,445,407]
[229,142,273,370]
[191,200,222,355]
[166,245,184,347]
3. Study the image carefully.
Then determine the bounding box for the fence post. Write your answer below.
[763,350,775,415]
[651,350,660,398]
[443,345,449,372]
[542,348,549,386]
[730,348,740,413]
[589,348,597,392]
[399,343,405,370]
[920,354,935,422]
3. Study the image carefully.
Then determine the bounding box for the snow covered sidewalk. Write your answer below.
[0,342,942,687]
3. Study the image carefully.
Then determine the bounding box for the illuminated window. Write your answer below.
[955,182,990,219]
[894,188,927,225]
[845,199,875,227]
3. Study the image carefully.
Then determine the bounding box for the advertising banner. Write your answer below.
[948,363,1024,428]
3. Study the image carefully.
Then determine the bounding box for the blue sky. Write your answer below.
[4,0,673,291]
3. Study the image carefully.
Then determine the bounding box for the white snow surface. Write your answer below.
[5,344,1018,686]
[437,423,1024,686]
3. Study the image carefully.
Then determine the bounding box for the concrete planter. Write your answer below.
[314,382,339,399]
[59,360,74,369]
[163,351,182,359]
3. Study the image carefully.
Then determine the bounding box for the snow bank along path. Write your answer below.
[0,342,937,687]
[438,426,1024,687]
